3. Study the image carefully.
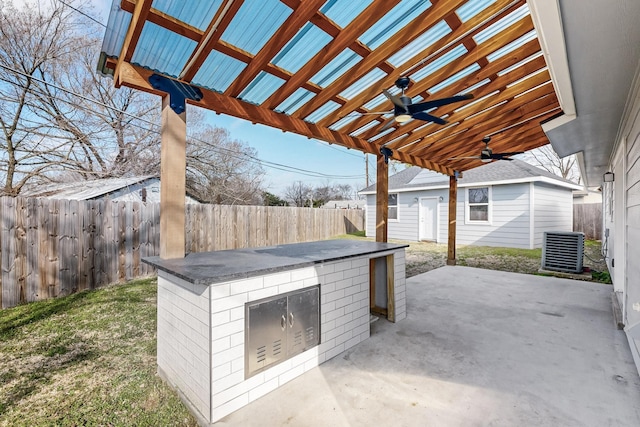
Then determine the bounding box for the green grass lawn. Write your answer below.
[336,231,610,282]
[0,278,197,427]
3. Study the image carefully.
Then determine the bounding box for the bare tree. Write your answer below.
[519,145,581,183]
[1,0,265,203]
[284,181,313,207]
[0,0,88,194]
[185,121,265,205]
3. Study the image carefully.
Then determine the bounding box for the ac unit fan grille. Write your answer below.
[541,232,585,273]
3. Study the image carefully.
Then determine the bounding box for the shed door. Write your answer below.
[419,198,438,241]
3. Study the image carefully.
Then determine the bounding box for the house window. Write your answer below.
[467,187,490,222]
[388,193,398,220]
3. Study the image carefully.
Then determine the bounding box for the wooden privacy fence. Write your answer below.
[573,203,602,240]
[0,197,363,309]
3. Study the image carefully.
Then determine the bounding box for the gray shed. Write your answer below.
[21,176,200,204]
[359,159,582,249]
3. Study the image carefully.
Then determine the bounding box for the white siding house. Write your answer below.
[528,0,640,373]
[360,160,580,249]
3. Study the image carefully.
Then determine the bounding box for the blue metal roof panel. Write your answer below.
[456,0,497,23]
[220,0,292,56]
[100,1,131,58]
[409,45,467,82]
[192,50,246,92]
[497,52,543,76]
[359,1,432,50]
[429,63,481,94]
[350,121,379,137]
[131,22,196,78]
[363,93,389,110]
[320,0,373,28]
[329,115,359,131]
[276,88,315,114]
[386,21,452,68]
[304,100,341,123]
[310,49,362,88]
[271,23,332,74]
[339,68,386,100]
[487,30,537,62]
[461,78,492,94]
[473,3,530,44]
[151,0,222,31]
[239,72,285,105]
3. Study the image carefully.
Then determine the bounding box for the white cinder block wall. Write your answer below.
[157,248,406,425]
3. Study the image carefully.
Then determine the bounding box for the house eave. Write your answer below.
[358,176,581,195]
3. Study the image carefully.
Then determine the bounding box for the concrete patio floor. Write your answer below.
[218,266,640,426]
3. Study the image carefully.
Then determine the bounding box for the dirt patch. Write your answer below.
[402,240,610,283]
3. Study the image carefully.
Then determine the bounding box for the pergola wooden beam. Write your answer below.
[115,0,153,87]
[116,62,458,176]
[352,13,536,140]
[263,0,401,110]
[426,96,560,161]
[399,71,554,155]
[324,0,525,132]
[159,95,186,259]
[382,51,548,150]
[375,154,389,242]
[180,0,243,81]
[295,0,469,121]
[224,0,327,97]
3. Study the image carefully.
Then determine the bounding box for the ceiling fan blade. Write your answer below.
[495,151,524,157]
[412,111,448,125]
[378,117,396,132]
[408,93,474,113]
[353,110,393,116]
[383,89,406,110]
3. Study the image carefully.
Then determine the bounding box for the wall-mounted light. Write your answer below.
[413,197,419,203]
[603,171,615,182]
[439,196,444,202]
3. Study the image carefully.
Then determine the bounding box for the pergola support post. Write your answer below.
[160,94,187,259]
[375,153,388,242]
[447,173,458,265]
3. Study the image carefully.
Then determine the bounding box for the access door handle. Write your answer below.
[288,312,294,328]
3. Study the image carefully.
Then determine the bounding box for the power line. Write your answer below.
[58,0,106,27]
[50,2,367,165]
[0,64,365,180]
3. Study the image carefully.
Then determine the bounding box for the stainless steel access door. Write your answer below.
[287,286,320,357]
[246,296,288,376]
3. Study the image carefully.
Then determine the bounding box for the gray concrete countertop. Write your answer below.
[143,239,408,285]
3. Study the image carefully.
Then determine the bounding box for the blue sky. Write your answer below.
[85,0,375,197]
[198,110,373,195]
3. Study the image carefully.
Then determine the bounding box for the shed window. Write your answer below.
[467,187,490,222]
[388,193,398,220]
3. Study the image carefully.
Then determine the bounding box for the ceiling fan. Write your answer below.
[369,77,474,131]
[450,136,524,163]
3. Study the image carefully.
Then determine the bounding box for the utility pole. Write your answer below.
[365,153,369,187]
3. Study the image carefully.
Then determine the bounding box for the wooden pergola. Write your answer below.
[99,0,561,262]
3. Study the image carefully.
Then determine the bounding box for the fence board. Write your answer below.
[573,203,602,240]
[26,198,39,302]
[1,197,17,308]
[0,196,363,308]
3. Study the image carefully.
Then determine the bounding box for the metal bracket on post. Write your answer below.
[380,146,393,164]
[149,74,203,114]
[454,170,461,180]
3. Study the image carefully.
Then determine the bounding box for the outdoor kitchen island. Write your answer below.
[143,239,408,425]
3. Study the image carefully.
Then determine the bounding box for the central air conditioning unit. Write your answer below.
[541,231,585,273]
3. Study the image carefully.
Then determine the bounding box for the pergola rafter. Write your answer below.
[100,0,563,259]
